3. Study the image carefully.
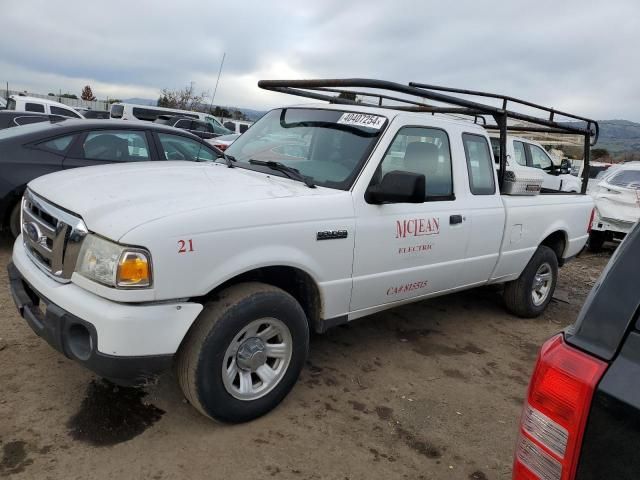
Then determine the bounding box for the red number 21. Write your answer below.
[178,239,194,253]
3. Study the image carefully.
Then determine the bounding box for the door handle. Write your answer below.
[450,214,463,225]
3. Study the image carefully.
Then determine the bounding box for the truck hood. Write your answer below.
[28,161,331,240]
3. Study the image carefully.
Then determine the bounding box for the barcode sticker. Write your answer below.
[337,113,385,130]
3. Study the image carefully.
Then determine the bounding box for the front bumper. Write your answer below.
[9,238,203,385]
[8,262,171,385]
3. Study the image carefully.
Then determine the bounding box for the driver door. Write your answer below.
[350,124,471,312]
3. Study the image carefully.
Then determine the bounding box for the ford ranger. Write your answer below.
[8,79,597,423]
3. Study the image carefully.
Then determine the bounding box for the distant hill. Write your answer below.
[120,97,265,121]
[593,120,640,154]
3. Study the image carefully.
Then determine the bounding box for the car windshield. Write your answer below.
[223,108,387,190]
[607,169,640,189]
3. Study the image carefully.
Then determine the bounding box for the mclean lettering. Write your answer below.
[396,218,440,238]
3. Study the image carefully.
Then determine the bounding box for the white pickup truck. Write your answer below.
[490,135,580,192]
[9,85,594,422]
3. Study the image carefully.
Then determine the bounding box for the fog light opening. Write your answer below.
[68,324,93,361]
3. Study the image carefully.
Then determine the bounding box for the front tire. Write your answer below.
[9,202,21,238]
[176,282,309,423]
[503,246,558,318]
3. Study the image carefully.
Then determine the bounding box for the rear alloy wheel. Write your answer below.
[504,245,558,318]
[176,282,309,423]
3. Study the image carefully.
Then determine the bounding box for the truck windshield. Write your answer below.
[223,108,387,190]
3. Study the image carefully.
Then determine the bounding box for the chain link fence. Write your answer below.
[3,89,109,111]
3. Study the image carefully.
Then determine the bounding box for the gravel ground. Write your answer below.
[0,234,612,480]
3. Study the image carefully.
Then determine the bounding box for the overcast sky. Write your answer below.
[1,0,639,120]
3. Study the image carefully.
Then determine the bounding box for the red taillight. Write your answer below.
[216,143,228,151]
[513,334,607,480]
[587,208,595,233]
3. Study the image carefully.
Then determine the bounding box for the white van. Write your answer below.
[110,103,232,135]
[6,95,84,119]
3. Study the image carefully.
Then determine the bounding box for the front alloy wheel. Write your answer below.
[222,318,293,401]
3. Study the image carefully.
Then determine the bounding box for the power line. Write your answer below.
[209,52,226,113]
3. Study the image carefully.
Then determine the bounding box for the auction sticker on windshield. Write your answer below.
[337,113,385,130]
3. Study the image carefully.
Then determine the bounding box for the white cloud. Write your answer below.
[0,0,639,119]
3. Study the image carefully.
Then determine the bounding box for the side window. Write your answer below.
[513,141,527,166]
[25,103,45,113]
[490,137,500,163]
[239,124,249,133]
[14,115,48,126]
[82,130,150,161]
[529,144,553,170]
[192,122,208,132]
[157,133,217,162]
[376,126,453,199]
[174,119,191,129]
[224,121,236,131]
[39,135,76,152]
[462,133,496,195]
[50,106,82,118]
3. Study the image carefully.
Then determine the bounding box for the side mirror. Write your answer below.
[559,159,571,175]
[366,170,425,204]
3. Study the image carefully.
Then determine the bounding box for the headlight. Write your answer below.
[76,234,152,288]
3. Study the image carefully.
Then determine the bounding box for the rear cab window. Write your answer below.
[513,141,527,166]
[462,133,496,195]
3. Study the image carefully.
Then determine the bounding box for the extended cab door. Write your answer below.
[349,123,471,312]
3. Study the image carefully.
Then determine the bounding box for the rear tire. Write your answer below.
[504,246,558,318]
[176,282,309,423]
[587,230,605,252]
[9,202,21,239]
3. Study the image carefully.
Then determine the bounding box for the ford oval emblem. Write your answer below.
[23,222,43,244]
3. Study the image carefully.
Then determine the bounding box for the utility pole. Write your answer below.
[209,52,226,115]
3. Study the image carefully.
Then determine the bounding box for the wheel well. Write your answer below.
[200,266,323,333]
[2,188,24,231]
[541,231,567,265]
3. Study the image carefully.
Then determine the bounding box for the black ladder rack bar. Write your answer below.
[258,78,597,194]
[409,81,594,124]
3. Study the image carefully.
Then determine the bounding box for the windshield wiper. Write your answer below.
[218,153,237,168]
[248,159,316,188]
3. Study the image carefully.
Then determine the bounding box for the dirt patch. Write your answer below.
[375,405,393,421]
[67,379,164,447]
[0,441,33,476]
[0,235,611,480]
[396,427,442,459]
